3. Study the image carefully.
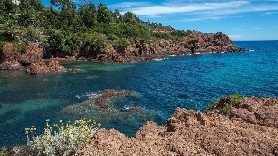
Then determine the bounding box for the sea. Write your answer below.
[0,41,277,147]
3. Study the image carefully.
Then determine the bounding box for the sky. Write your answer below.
[41,0,278,41]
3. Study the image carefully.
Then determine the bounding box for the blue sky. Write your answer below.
[41,0,278,41]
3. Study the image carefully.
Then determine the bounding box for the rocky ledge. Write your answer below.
[77,95,278,155]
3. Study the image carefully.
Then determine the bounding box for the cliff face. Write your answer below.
[87,31,246,63]
[77,96,278,156]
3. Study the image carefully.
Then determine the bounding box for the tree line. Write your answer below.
[0,0,191,57]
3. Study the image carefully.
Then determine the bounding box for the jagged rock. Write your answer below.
[0,43,23,70]
[77,96,278,156]
[26,60,65,75]
[48,59,65,73]
[0,42,44,71]
[19,43,43,65]
[0,43,20,63]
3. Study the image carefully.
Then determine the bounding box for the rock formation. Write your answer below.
[26,60,65,75]
[19,43,43,65]
[0,42,43,71]
[0,43,23,70]
[77,96,278,156]
[87,31,246,63]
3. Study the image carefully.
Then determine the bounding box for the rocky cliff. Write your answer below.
[77,96,278,155]
[87,31,246,63]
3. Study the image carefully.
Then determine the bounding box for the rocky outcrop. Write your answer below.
[0,43,23,70]
[26,60,65,75]
[77,96,278,155]
[184,31,244,53]
[87,31,246,63]
[19,43,43,65]
[0,43,43,71]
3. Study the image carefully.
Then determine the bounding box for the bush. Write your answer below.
[25,119,100,156]
[112,38,129,48]
[205,94,245,114]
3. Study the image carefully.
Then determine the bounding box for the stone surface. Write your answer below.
[0,43,23,70]
[77,96,278,156]
[26,60,65,75]
[0,42,43,71]
[0,43,20,63]
[19,43,43,65]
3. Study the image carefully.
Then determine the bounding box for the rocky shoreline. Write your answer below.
[0,31,247,75]
[1,95,277,155]
[83,31,246,63]
[77,95,278,155]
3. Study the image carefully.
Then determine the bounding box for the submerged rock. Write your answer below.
[62,90,139,114]
[61,90,160,135]
[77,96,278,156]
[66,68,81,73]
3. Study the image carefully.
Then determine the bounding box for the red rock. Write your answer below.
[19,43,43,65]
[26,60,65,75]
[77,96,278,156]
[0,43,20,63]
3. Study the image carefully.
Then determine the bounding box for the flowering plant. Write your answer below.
[25,119,100,156]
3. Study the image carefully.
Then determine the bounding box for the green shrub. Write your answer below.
[113,38,130,48]
[26,119,100,156]
[205,94,245,114]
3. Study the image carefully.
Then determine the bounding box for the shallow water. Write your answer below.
[0,41,278,147]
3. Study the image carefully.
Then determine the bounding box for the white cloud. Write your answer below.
[264,11,276,15]
[228,34,244,39]
[110,0,278,21]
[126,1,249,16]
[110,2,151,9]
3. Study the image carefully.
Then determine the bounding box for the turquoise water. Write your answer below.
[0,41,277,147]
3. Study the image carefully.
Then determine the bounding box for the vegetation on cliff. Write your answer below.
[0,0,190,58]
[205,94,245,114]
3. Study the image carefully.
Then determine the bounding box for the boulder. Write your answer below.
[26,60,65,75]
[19,43,43,65]
[0,43,20,63]
[0,43,23,70]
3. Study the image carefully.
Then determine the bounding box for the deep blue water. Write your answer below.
[0,41,277,147]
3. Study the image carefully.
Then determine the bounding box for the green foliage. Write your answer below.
[97,3,113,24]
[122,12,140,23]
[113,38,130,48]
[0,150,7,156]
[0,0,190,57]
[205,94,245,114]
[79,3,97,28]
[26,119,100,156]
